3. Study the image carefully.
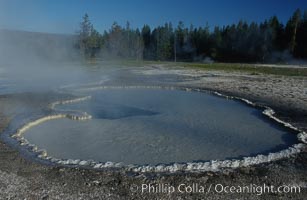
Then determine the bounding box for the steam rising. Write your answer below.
[0,29,94,93]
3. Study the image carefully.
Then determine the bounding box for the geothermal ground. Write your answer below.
[0,63,307,199]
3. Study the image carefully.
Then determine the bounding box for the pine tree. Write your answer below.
[78,13,103,58]
[285,9,302,53]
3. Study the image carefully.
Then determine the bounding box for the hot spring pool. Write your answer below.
[23,88,297,165]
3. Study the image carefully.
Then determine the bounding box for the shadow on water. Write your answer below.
[249,109,298,144]
[88,102,159,120]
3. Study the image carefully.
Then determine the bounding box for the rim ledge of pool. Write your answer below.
[10,85,307,173]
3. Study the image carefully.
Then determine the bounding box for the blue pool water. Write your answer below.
[23,88,297,165]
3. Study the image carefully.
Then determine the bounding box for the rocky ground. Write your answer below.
[0,64,306,199]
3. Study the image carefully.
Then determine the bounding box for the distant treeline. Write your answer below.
[77,9,307,63]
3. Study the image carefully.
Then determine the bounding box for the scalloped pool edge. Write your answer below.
[11,85,307,173]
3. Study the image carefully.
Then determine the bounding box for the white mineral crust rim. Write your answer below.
[11,85,307,173]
